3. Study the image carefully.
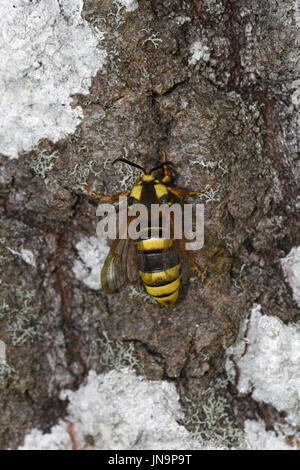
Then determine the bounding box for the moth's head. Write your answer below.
[141,172,155,182]
[112,158,175,184]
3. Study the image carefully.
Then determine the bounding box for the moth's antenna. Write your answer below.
[149,161,176,173]
[112,158,146,174]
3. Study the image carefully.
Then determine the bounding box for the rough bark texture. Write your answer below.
[0,0,299,448]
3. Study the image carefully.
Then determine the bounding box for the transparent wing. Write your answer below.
[101,236,138,293]
[101,238,127,293]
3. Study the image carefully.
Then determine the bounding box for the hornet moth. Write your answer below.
[84,151,216,306]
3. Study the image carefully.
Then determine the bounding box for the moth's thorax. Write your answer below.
[128,178,171,209]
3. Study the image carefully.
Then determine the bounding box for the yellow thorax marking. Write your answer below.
[130,184,142,201]
[154,183,168,199]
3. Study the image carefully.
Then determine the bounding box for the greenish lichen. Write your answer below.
[97,330,143,373]
[128,285,157,304]
[101,148,139,193]
[107,1,127,28]
[61,157,103,187]
[0,363,15,384]
[30,149,59,179]
[188,157,227,202]
[0,283,40,346]
[183,378,246,449]
[0,239,40,347]
[6,287,40,347]
[142,32,163,49]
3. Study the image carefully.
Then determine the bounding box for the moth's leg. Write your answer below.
[168,179,216,198]
[161,149,172,184]
[135,162,142,184]
[174,239,206,279]
[84,186,130,201]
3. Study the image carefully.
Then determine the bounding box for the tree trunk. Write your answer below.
[0,0,299,449]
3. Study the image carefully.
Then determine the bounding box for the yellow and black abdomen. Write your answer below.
[136,237,181,306]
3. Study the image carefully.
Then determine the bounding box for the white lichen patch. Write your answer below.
[0,341,6,365]
[291,80,300,108]
[72,235,109,290]
[5,246,36,267]
[0,337,15,384]
[227,304,300,427]
[294,0,300,27]
[20,249,36,268]
[281,246,300,307]
[244,420,295,450]
[0,0,106,159]
[19,369,204,450]
[19,422,73,451]
[188,40,210,65]
[117,0,139,12]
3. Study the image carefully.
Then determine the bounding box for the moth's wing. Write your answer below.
[101,214,139,294]
[124,236,139,282]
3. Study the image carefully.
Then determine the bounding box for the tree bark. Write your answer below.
[0,0,299,449]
